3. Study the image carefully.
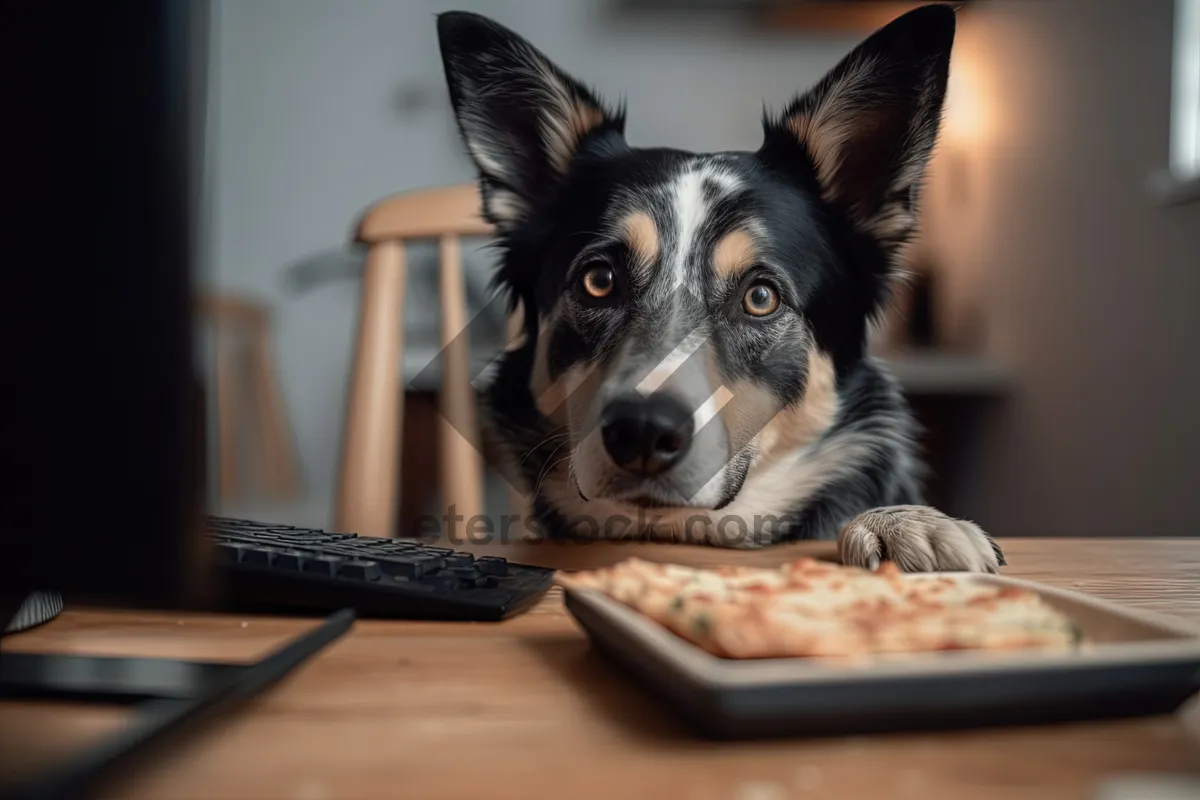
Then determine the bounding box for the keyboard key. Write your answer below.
[272,550,307,571]
[447,567,486,588]
[443,553,475,568]
[376,554,443,578]
[376,543,420,555]
[323,544,372,558]
[337,560,381,581]
[275,533,332,543]
[240,547,284,566]
[216,542,252,563]
[475,557,508,577]
[214,519,274,530]
[421,547,453,557]
[422,573,459,591]
[357,540,406,554]
[302,556,344,576]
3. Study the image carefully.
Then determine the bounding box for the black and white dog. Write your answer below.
[435,4,1004,572]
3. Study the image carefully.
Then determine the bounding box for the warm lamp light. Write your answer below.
[944,48,989,145]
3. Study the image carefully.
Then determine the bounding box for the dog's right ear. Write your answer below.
[761,4,955,258]
[437,12,624,235]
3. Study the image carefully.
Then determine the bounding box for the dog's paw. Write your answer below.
[837,505,1004,573]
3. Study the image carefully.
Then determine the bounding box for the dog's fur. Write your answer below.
[435,5,1004,572]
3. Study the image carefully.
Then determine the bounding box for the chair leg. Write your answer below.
[215,324,240,505]
[335,241,407,537]
[437,235,485,539]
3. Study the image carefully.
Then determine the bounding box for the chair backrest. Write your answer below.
[335,184,514,538]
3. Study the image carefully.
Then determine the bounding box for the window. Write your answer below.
[1171,0,1200,180]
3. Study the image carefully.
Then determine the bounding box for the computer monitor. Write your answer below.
[1,6,352,797]
[3,0,211,616]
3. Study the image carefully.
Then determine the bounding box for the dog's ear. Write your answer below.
[437,12,624,235]
[763,4,955,253]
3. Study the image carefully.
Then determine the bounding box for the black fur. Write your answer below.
[437,5,957,545]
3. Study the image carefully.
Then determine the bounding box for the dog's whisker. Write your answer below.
[519,427,570,467]
[533,438,570,480]
[533,445,573,499]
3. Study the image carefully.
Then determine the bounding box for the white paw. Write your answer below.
[837,505,1004,573]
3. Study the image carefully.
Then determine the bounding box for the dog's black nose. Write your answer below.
[599,393,693,477]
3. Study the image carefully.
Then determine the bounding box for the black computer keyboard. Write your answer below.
[206,517,555,621]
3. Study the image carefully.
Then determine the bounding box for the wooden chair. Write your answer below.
[334,184,514,538]
[199,292,302,506]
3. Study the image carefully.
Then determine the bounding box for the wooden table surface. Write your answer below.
[3,538,1200,800]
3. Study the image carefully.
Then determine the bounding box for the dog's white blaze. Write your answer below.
[658,163,744,299]
[667,169,709,293]
[705,167,742,195]
[635,329,708,396]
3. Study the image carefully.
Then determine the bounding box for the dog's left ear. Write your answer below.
[763,4,955,252]
[437,12,624,235]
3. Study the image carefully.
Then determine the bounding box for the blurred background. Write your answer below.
[194,0,1200,540]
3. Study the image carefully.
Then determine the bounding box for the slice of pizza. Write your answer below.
[556,558,1081,660]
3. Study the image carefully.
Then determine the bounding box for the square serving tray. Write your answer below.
[562,573,1200,739]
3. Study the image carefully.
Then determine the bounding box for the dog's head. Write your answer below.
[437,6,953,516]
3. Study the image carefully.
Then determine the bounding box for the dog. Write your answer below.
[434,4,1004,573]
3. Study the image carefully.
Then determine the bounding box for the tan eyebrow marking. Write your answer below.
[621,211,659,273]
[711,228,757,278]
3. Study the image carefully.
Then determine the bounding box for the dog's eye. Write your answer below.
[742,283,780,317]
[580,265,615,299]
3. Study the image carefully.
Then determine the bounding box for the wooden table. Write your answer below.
[3,539,1200,800]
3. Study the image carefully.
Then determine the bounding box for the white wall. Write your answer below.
[925,0,1200,537]
[203,0,857,525]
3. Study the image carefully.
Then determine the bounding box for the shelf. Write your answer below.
[758,1,966,33]
[880,350,1011,397]
[609,1,969,34]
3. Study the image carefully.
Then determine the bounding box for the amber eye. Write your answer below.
[742,283,780,317]
[581,265,615,299]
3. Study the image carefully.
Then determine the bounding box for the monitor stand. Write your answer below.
[0,600,354,800]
